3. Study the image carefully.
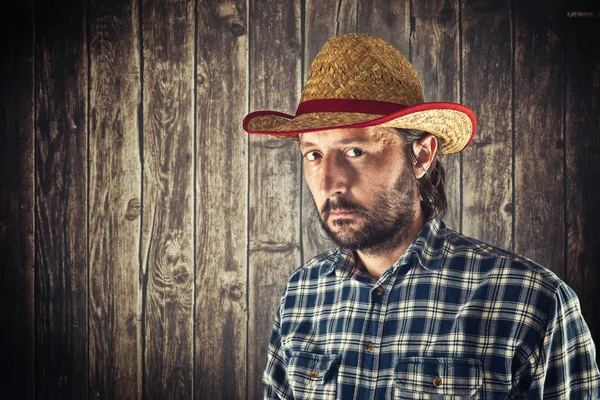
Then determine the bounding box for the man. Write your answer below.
[243,34,600,399]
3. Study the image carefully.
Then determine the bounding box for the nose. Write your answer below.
[319,153,350,197]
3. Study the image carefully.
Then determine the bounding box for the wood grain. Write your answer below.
[194,1,248,398]
[248,0,303,398]
[461,0,513,250]
[88,0,142,397]
[2,1,600,397]
[356,0,410,56]
[0,1,35,398]
[411,0,461,231]
[141,0,195,397]
[513,0,565,273]
[34,0,88,397]
[301,0,357,262]
[565,13,600,365]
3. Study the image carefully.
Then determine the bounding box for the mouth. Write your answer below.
[320,198,365,222]
[330,209,355,215]
[328,209,358,219]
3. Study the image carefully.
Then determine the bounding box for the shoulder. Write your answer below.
[439,224,578,313]
[436,225,599,396]
[287,247,341,284]
[275,247,343,305]
[445,226,563,284]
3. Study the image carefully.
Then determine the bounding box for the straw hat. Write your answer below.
[242,34,476,154]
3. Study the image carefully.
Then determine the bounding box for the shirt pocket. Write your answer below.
[287,351,341,400]
[394,357,482,399]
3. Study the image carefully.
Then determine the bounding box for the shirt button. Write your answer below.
[309,370,319,378]
[365,342,374,352]
[433,376,443,387]
[375,286,384,296]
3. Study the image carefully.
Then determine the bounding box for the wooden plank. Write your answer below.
[0,1,35,398]
[247,0,302,398]
[34,0,88,398]
[194,1,247,399]
[301,0,356,261]
[88,0,142,398]
[513,0,565,273]
[461,0,513,250]
[356,0,410,56]
[565,12,600,365]
[141,0,195,397]
[411,0,461,231]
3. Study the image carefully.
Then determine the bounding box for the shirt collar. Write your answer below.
[320,219,448,278]
[407,218,447,272]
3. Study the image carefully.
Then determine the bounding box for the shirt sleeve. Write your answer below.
[263,301,294,400]
[527,282,600,398]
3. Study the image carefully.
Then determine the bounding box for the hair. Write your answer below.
[392,127,447,220]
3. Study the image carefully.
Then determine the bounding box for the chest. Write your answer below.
[280,276,538,399]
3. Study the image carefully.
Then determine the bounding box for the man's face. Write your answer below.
[299,126,420,253]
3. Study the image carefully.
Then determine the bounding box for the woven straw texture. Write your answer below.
[245,34,475,154]
[300,35,423,105]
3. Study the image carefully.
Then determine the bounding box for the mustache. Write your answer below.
[321,197,366,219]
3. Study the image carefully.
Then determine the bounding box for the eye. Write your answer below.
[346,148,364,157]
[304,151,322,161]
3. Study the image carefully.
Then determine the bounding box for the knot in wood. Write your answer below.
[228,283,244,301]
[125,198,141,220]
[230,23,245,36]
[172,264,190,285]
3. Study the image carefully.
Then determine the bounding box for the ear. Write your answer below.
[412,134,438,179]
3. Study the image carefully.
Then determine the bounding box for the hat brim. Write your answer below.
[243,102,476,154]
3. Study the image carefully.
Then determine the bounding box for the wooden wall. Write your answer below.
[1,0,598,398]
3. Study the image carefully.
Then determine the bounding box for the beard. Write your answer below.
[317,166,418,255]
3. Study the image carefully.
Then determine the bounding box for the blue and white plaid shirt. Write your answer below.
[264,219,600,399]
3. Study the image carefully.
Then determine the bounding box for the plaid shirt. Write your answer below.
[263,219,600,399]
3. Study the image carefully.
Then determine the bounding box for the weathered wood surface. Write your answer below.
[141,0,195,398]
[301,0,356,261]
[34,0,89,398]
[0,0,599,398]
[0,2,35,398]
[248,0,302,398]
[565,12,600,364]
[88,0,142,397]
[195,0,248,398]
[411,0,461,231]
[356,0,410,56]
[461,0,513,250]
[513,0,565,273]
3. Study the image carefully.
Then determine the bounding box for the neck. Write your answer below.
[356,210,426,280]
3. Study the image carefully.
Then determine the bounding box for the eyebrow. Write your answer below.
[298,137,371,150]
